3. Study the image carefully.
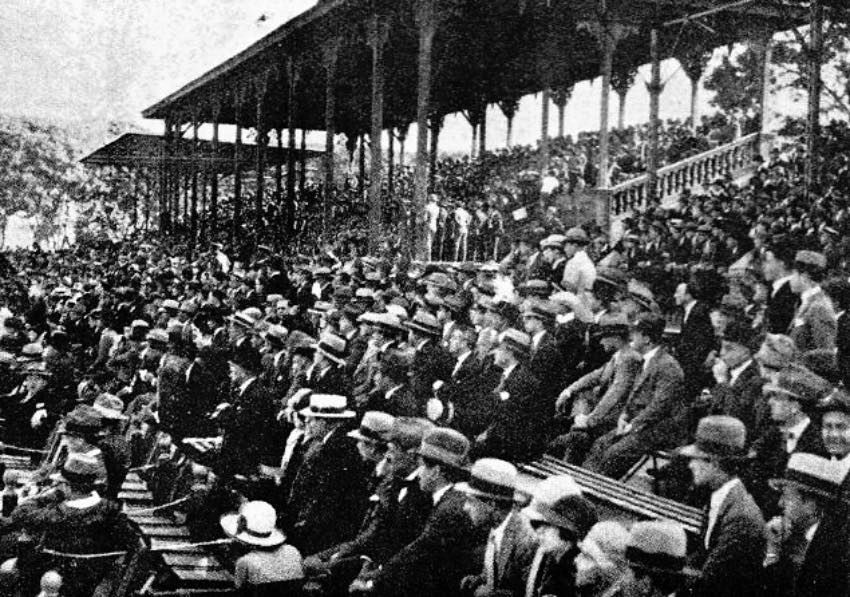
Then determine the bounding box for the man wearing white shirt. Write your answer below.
[425,195,441,261]
[453,205,472,261]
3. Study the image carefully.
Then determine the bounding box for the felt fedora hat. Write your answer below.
[680,415,748,460]
[416,427,470,470]
[625,520,698,577]
[348,411,396,444]
[456,458,519,504]
[316,333,348,366]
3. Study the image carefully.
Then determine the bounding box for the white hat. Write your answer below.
[220,501,285,548]
[299,394,356,419]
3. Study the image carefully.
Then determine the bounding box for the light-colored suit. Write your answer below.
[789,288,837,352]
[466,510,539,597]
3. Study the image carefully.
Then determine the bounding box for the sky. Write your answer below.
[0,0,797,155]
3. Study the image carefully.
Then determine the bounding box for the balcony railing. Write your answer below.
[609,132,762,217]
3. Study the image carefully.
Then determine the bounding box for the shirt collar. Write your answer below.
[532,330,546,348]
[772,274,793,294]
[801,286,821,304]
[683,300,697,321]
[805,522,820,543]
[416,339,430,351]
[432,483,453,505]
[502,362,517,379]
[729,359,753,386]
[642,346,660,369]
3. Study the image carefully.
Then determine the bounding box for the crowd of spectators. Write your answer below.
[0,120,846,597]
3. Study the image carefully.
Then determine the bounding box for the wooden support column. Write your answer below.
[413,0,437,259]
[388,130,395,197]
[398,125,408,169]
[368,15,389,251]
[646,28,663,202]
[159,118,170,234]
[275,128,283,209]
[200,171,208,242]
[255,75,269,242]
[479,103,487,156]
[323,39,340,240]
[173,120,183,231]
[806,0,823,193]
[299,129,307,196]
[190,117,199,249]
[233,96,244,245]
[540,89,551,171]
[358,135,367,194]
[210,109,220,241]
[286,57,299,238]
[429,116,441,190]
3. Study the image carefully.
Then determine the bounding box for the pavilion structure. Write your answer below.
[142,0,832,257]
[81,132,322,244]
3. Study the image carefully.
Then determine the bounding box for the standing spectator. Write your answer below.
[561,227,596,294]
[425,195,441,260]
[454,203,472,262]
[789,250,836,352]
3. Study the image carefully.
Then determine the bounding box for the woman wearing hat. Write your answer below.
[220,500,304,589]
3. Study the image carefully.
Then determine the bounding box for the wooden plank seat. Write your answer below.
[522,455,703,535]
[117,475,236,595]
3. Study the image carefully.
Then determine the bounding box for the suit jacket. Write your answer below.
[220,376,280,475]
[705,360,768,438]
[837,311,850,389]
[373,488,485,597]
[305,363,351,397]
[676,301,715,390]
[572,347,642,430]
[789,288,837,353]
[472,510,539,597]
[621,348,687,446]
[474,366,547,462]
[691,480,765,597]
[444,353,499,439]
[765,280,798,334]
[529,331,565,402]
[410,340,454,405]
[286,426,370,555]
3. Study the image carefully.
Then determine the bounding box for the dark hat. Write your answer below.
[61,405,105,437]
[593,313,630,339]
[680,415,747,460]
[817,388,850,415]
[487,300,520,323]
[416,427,470,469]
[625,521,697,577]
[230,337,261,371]
[497,328,532,357]
[564,227,589,244]
[348,411,396,444]
[404,311,442,337]
[770,452,848,502]
[388,417,435,451]
[631,312,665,339]
[457,458,519,504]
[50,452,104,486]
[92,393,127,420]
[316,333,348,366]
[523,475,597,538]
[595,267,629,290]
[762,367,832,406]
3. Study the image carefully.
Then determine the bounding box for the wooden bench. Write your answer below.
[522,455,703,535]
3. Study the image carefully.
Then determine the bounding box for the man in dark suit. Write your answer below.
[583,314,686,479]
[457,459,538,597]
[472,329,546,462]
[521,300,565,404]
[304,333,351,397]
[405,311,454,407]
[286,394,370,555]
[673,273,717,392]
[680,416,766,597]
[354,427,485,597]
[763,239,799,334]
[824,277,850,389]
[748,367,831,515]
[436,325,498,438]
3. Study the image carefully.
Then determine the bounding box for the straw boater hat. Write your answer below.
[348,411,396,444]
[679,415,748,460]
[299,394,356,419]
[754,333,798,370]
[416,427,470,470]
[770,452,849,503]
[456,458,520,504]
[624,520,698,577]
[497,329,532,358]
[220,501,286,548]
[818,387,850,415]
[762,367,832,408]
[404,311,442,337]
[92,393,127,421]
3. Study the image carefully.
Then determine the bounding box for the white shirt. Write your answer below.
[832,452,850,478]
[705,478,741,548]
[683,300,697,323]
[532,330,546,352]
[561,250,596,294]
[454,207,472,232]
[783,416,811,453]
[772,274,793,297]
[432,483,453,505]
[805,522,820,543]
[729,359,753,387]
[452,351,472,378]
[426,202,440,232]
[642,347,660,371]
[799,286,822,309]
[501,362,517,381]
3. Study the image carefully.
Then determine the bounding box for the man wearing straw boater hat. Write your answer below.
[458,458,538,597]
[679,415,765,597]
[351,427,484,597]
[286,394,369,556]
[764,453,849,597]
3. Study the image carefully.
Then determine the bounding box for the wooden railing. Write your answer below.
[609,132,762,217]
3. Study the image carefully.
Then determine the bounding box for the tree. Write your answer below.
[550,85,574,138]
[498,98,520,147]
[609,66,637,129]
[703,47,764,129]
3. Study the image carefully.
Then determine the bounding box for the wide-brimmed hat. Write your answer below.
[592,313,631,340]
[348,411,396,444]
[795,250,827,271]
[456,458,519,504]
[770,452,848,502]
[540,234,566,250]
[522,475,595,537]
[299,394,356,419]
[754,333,798,370]
[564,227,589,244]
[316,333,348,366]
[497,328,532,357]
[518,280,552,298]
[416,427,470,470]
[227,310,259,331]
[624,521,698,577]
[220,501,286,548]
[404,311,442,337]
[521,300,558,323]
[92,393,127,421]
[50,451,105,486]
[680,415,747,460]
[388,417,435,451]
[762,367,832,407]
[61,406,105,437]
[262,324,289,347]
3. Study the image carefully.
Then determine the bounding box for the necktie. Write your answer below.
[524,547,546,597]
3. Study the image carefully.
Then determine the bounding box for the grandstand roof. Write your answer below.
[142,0,813,135]
[81,133,323,175]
